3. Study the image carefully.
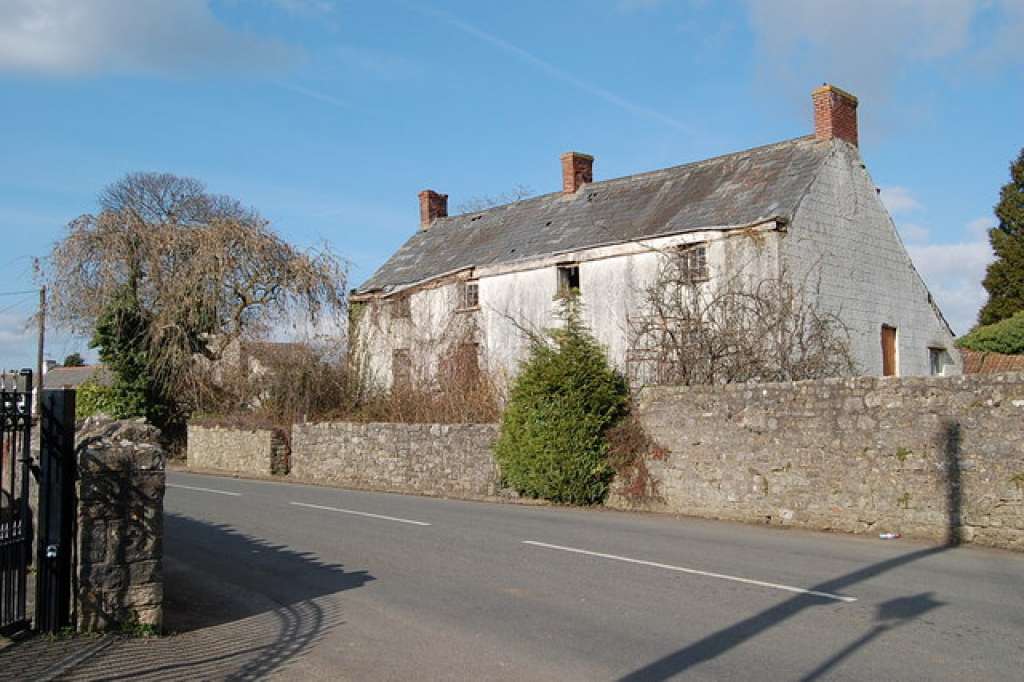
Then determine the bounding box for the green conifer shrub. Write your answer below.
[957,310,1024,355]
[494,297,628,504]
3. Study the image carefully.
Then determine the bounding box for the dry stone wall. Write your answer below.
[187,424,289,476]
[291,422,500,498]
[615,373,1024,550]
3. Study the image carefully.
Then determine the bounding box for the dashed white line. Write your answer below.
[289,501,432,526]
[522,540,856,603]
[167,483,242,497]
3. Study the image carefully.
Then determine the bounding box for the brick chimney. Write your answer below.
[418,189,448,230]
[812,84,858,147]
[560,152,594,194]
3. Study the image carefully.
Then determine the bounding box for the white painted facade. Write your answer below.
[354,140,958,389]
[782,142,960,376]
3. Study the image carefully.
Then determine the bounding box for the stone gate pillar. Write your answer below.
[76,417,166,631]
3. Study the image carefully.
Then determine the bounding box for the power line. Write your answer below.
[0,297,34,316]
[0,289,38,297]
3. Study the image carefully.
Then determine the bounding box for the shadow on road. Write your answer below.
[619,419,967,681]
[67,512,374,681]
[162,512,374,633]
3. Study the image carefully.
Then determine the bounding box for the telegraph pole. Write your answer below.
[36,285,46,417]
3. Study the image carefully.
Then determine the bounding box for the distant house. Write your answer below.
[960,349,1024,374]
[352,84,959,388]
[41,363,110,390]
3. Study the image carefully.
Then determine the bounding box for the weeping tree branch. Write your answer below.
[45,172,348,421]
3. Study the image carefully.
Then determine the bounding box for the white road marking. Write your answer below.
[289,501,432,526]
[167,483,241,497]
[522,540,856,603]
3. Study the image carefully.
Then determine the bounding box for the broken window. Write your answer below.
[390,295,411,319]
[557,264,581,296]
[676,243,709,283]
[392,349,411,388]
[459,281,480,310]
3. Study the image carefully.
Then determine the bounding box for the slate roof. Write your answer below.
[357,136,832,294]
[43,365,110,389]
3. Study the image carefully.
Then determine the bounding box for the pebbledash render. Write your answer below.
[351,84,959,389]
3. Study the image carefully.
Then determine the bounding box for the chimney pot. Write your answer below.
[812,84,858,147]
[418,189,448,230]
[560,151,594,194]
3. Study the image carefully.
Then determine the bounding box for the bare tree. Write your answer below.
[45,172,348,418]
[456,184,533,214]
[627,251,856,387]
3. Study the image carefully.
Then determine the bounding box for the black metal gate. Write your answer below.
[35,388,76,633]
[0,372,76,636]
[0,370,33,635]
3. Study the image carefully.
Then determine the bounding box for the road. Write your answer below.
[76,471,1024,680]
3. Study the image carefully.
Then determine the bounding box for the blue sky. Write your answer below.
[1,0,1022,368]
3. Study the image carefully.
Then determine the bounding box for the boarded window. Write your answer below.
[461,342,480,376]
[392,349,411,388]
[677,243,709,283]
[390,295,411,319]
[439,342,480,385]
[557,264,580,295]
[881,325,898,376]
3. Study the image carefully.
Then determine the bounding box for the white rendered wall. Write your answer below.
[358,230,781,390]
[782,141,961,376]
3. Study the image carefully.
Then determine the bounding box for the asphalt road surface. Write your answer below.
[147,471,1022,680]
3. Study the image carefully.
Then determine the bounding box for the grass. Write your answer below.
[894,447,913,463]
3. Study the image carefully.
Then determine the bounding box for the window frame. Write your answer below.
[457,280,480,312]
[390,295,411,320]
[557,263,581,297]
[675,243,709,284]
[392,348,411,388]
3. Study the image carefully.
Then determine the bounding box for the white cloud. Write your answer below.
[745,1,1022,119]
[897,222,929,244]
[0,309,37,370]
[879,186,923,215]
[907,221,994,335]
[966,215,993,240]
[972,0,1024,70]
[0,0,297,76]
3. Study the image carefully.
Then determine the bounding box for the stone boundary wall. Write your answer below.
[76,418,166,630]
[187,424,289,476]
[616,373,1024,550]
[290,422,500,498]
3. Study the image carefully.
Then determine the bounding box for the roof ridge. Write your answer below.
[444,135,819,220]
[358,135,830,293]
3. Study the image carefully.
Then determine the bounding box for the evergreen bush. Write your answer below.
[494,297,628,504]
[957,310,1024,355]
[76,378,139,420]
